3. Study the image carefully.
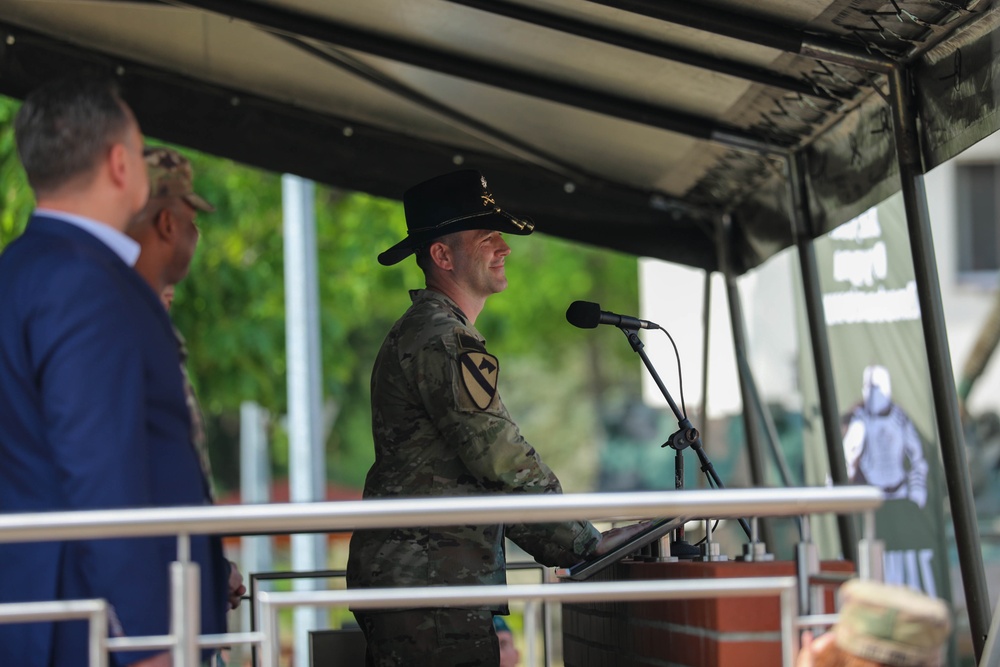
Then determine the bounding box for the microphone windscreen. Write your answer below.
[566,301,601,329]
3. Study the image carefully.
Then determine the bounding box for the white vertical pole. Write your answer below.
[240,401,273,576]
[239,401,273,667]
[88,601,109,667]
[283,174,327,667]
[523,601,538,667]
[172,535,200,667]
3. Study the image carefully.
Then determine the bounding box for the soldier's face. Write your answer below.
[451,229,511,297]
[167,198,200,283]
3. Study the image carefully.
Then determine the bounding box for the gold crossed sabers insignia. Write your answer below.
[509,218,534,232]
[481,193,496,207]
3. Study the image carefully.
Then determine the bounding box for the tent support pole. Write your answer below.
[698,270,712,488]
[787,152,859,565]
[718,215,776,550]
[887,65,989,661]
[737,354,796,491]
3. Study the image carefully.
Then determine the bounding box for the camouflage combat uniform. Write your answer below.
[174,326,215,502]
[347,289,600,666]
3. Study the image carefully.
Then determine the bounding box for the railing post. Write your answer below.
[522,599,539,667]
[89,600,109,667]
[543,568,556,667]
[780,586,798,667]
[172,534,200,667]
[258,592,279,667]
[795,516,819,616]
[857,510,884,582]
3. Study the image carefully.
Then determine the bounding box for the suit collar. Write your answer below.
[28,213,176,336]
[31,209,140,266]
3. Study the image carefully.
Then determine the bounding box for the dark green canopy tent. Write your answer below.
[1,0,997,657]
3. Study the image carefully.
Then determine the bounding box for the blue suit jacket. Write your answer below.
[0,215,230,667]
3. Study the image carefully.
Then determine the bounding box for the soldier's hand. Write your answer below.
[795,630,834,667]
[594,521,653,556]
[228,560,247,610]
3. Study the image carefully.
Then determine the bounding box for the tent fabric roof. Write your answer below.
[0,0,995,273]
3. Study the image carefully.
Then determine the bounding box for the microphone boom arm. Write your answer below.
[618,326,753,541]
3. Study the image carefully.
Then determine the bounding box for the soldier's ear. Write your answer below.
[152,206,178,242]
[428,240,453,271]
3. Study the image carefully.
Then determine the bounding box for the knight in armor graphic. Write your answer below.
[842,364,929,508]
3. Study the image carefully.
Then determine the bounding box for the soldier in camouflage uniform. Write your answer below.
[128,147,215,496]
[127,147,246,622]
[795,579,951,666]
[347,170,648,667]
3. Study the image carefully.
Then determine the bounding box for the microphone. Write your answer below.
[565,301,660,330]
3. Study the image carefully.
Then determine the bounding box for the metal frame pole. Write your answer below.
[698,269,712,481]
[787,151,860,564]
[735,353,796,489]
[887,65,989,660]
[979,593,1000,667]
[718,215,776,549]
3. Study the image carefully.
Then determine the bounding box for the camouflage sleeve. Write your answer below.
[505,521,600,567]
[415,331,599,562]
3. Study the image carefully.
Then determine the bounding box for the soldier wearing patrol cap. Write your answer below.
[129,147,214,493]
[127,147,246,622]
[796,579,952,667]
[130,146,213,297]
[347,169,648,667]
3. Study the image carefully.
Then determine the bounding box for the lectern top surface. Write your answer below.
[556,516,689,581]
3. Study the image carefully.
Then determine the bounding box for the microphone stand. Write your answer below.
[617,326,753,557]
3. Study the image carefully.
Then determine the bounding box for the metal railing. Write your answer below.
[247,561,554,666]
[0,486,884,666]
[257,577,801,666]
[0,599,109,666]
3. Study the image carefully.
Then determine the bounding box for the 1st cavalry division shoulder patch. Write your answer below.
[459,351,499,410]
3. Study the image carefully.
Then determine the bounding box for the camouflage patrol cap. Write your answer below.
[144,146,214,212]
[834,579,951,666]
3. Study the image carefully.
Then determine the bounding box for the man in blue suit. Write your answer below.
[0,79,231,666]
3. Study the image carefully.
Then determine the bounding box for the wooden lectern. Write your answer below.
[562,559,853,667]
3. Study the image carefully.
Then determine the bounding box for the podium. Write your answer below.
[562,559,852,667]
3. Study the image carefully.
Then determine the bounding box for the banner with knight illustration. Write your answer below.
[796,192,952,606]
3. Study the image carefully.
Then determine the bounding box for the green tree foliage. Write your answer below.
[0,98,32,247]
[0,94,643,495]
[170,151,641,492]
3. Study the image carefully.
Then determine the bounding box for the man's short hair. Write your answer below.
[414,244,432,272]
[14,77,132,196]
[413,231,462,273]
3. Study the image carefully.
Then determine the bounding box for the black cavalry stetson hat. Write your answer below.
[378,169,534,266]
